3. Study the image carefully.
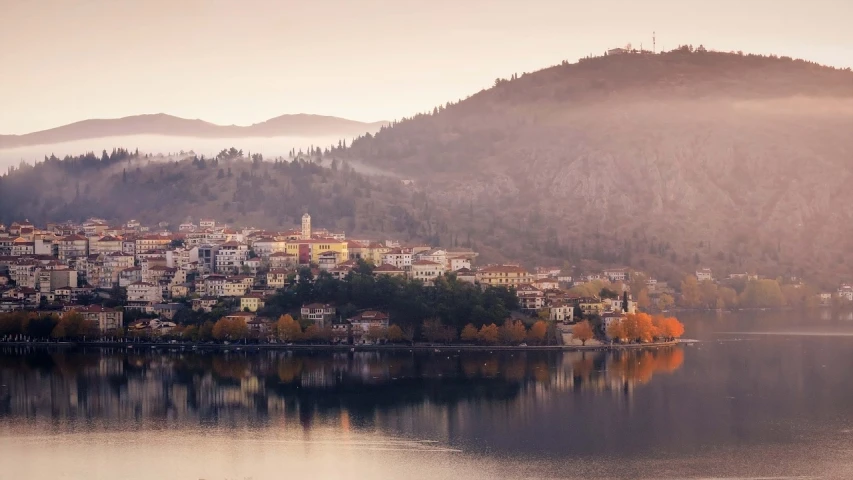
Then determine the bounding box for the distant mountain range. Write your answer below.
[0,113,388,149]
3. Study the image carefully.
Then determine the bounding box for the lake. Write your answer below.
[2,311,853,479]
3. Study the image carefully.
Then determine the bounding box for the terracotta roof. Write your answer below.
[349,310,389,322]
[61,234,87,241]
[412,260,440,266]
[374,263,403,272]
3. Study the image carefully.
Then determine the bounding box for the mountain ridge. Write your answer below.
[0,113,389,149]
[339,49,853,281]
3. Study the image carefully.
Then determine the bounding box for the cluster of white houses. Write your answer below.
[0,216,586,337]
[5,217,839,339]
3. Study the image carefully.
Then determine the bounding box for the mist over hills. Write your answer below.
[0,113,388,149]
[341,49,853,282]
[3,48,853,283]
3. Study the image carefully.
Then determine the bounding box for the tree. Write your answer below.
[212,318,249,342]
[740,279,785,308]
[500,319,527,345]
[366,325,387,343]
[421,318,445,343]
[460,323,479,343]
[527,320,548,345]
[699,280,718,309]
[571,320,594,346]
[633,313,657,342]
[478,323,499,344]
[303,324,320,342]
[276,314,302,342]
[657,317,685,340]
[657,293,675,311]
[386,324,404,343]
[606,320,627,343]
[199,321,215,342]
[717,286,738,309]
[680,275,701,308]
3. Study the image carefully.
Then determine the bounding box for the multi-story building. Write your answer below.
[284,238,348,266]
[696,268,713,282]
[381,248,413,270]
[72,305,123,333]
[102,253,135,287]
[90,235,123,255]
[549,303,574,323]
[266,269,289,289]
[240,294,265,312]
[57,234,88,264]
[127,281,162,305]
[373,264,405,277]
[214,241,249,274]
[301,303,335,327]
[516,285,545,311]
[11,238,35,256]
[476,265,533,287]
[223,278,249,297]
[197,244,220,274]
[415,249,448,268]
[268,252,297,269]
[348,310,390,339]
[38,267,78,292]
[251,237,287,258]
[410,260,446,285]
[135,234,171,255]
[203,274,227,297]
[118,267,142,287]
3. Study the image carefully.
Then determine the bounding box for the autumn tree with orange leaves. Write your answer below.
[527,320,548,345]
[478,323,499,344]
[571,320,594,346]
[460,323,479,343]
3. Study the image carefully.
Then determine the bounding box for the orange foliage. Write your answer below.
[478,323,499,344]
[460,323,479,343]
[571,320,594,345]
[527,320,548,344]
[500,320,528,345]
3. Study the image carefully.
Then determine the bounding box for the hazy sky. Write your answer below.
[2,0,852,134]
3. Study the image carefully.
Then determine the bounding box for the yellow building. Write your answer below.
[476,265,533,287]
[240,295,265,312]
[284,238,348,265]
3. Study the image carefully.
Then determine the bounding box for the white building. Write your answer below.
[127,282,162,304]
[410,260,445,284]
[214,242,249,274]
[696,268,713,282]
[382,248,413,270]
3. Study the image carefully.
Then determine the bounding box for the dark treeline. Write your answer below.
[261,261,520,331]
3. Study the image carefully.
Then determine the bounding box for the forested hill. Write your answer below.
[340,48,853,282]
[0,149,438,242]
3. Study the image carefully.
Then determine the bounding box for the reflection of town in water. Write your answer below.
[0,347,684,428]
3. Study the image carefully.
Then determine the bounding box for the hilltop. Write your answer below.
[0,113,388,149]
[0,149,431,240]
[341,48,853,282]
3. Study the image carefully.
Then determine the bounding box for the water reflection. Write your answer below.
[0,347,683,427]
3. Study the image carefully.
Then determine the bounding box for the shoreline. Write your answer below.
[0,340,679,352]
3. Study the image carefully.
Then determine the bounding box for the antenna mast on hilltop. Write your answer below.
[653,31,656,54]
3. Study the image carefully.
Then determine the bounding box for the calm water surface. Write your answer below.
[2,311,853,479]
